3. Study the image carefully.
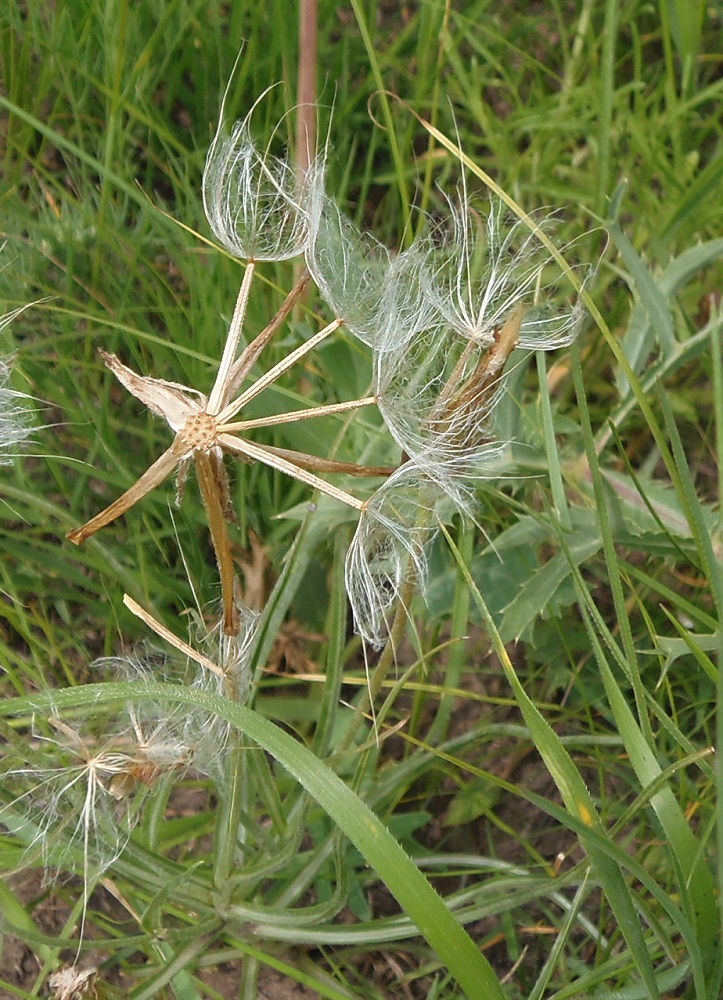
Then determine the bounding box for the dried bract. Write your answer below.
[67,265,374,634]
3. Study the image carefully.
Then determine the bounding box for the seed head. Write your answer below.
[0,356,32,464]
[342,192,590,645]
[346,462,432,648]
[425,196,586,352]
[0,652,233,884]
[305,182,392,345]
[0,302,37,463]
[203,97,315,262]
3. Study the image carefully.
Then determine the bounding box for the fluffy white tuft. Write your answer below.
[203,112,315,262]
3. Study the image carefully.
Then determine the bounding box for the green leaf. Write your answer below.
[613,235,723,394]
[608,220,676,369]
[601,468,719,540]
[444,778,502,828]
[499,534,601,643]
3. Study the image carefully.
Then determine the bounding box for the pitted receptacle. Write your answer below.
[179,411,218,451]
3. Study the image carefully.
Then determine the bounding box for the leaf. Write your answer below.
[442,526,662,999]
[608,220,676,374]
[602,468,719,540]
[499,536,601,643]
[610,231,723,394]
[444,778,502,827]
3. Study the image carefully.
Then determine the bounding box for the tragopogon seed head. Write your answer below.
[373,307,514,486]
[0,355,32,464]
[426,197,586,351]
[305,181,392,346]
[203,100,316,262]
[0,301,37,463]
[346,463,435,648]
[100,650,236,783]
[0,651,234,885]
[1,715,151,882]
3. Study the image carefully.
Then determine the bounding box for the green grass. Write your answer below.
[1,1,722,997]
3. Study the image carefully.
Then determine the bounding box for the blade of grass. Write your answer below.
[565,572,714,994]
[439,522,661,999]
[536,351,571,530]
[348,0,411,235]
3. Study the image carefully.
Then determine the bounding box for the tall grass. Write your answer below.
[1,2,722,997]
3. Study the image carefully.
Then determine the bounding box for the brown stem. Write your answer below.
[296,0,318,174]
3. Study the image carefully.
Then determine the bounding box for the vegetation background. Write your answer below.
[0,1,722,998]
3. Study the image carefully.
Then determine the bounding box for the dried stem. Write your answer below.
[260,443,396,478]
[296,0,318,174]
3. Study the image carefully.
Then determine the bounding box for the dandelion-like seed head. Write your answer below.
[426,196,585,352]
[341,190,590,646]
[0,650,232,887]
[373,305,513,482]
[66,96,592,655]
[305,181,392,346]
[0,302,37,463]
[370,198,586,498]
[196,599,259,703]
[0,356,32,464]
[0,710,149,883]
[346,464,435,648]
[102,648,239,784]
[203,96,316,262]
